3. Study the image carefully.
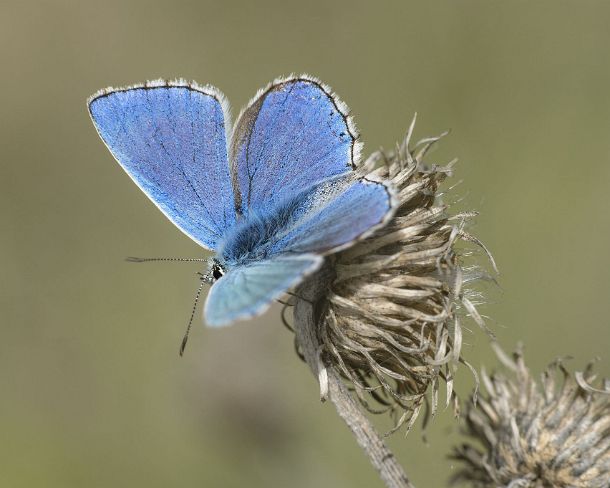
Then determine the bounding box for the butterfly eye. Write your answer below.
[212,263,225,281]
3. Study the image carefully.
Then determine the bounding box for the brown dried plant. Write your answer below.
[452,346,610,487]
[289,116,496,433]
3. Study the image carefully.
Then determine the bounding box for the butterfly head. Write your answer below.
[202,257,226,284]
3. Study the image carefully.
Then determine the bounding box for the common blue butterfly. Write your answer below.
[88,75,397,333]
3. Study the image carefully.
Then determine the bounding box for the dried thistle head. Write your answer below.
[301,115,495,433]
[451,346,610,487]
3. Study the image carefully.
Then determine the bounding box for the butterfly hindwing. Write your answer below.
[204,254,323,327]
[88,81,236,250]
[230,76,359,215]
[271,174,395,255]
[218,173,396,267]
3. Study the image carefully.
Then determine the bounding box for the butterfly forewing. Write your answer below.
[88,82,236,250]
[230,77,359,216]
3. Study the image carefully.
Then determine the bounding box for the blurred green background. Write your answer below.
[2,1,610,487]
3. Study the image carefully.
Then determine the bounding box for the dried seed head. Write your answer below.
[300,115,495,433]
[451,345,610,487]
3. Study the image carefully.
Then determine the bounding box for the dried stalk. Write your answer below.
[294,265,415,488]
[290,116,493,487]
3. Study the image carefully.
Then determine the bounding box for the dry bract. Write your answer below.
[451,346,610,487]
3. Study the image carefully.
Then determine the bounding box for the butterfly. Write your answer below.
[88,75,397,336]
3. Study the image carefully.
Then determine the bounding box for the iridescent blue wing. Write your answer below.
[204,254,322,327]
[219,173,396,265]
[88,80,236,250]
[218,172,397,267]
[271,174,396,255]
[229,76,360,215]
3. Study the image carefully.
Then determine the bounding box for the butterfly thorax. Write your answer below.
[217,190,311,268]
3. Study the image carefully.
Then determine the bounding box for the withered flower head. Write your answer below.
[451,346,610,487]
[292,116,495,433]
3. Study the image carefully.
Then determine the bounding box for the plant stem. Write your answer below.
[293,267,415,488]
